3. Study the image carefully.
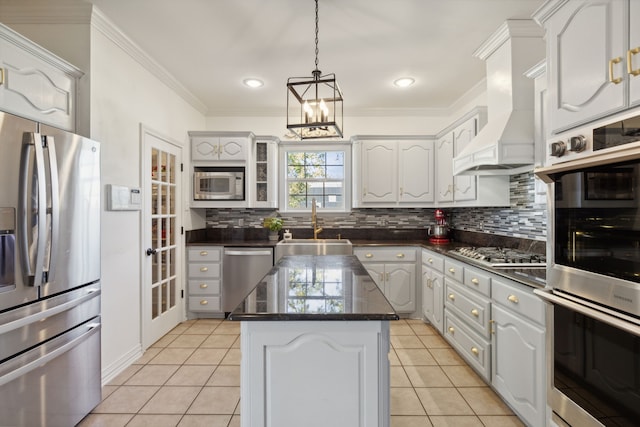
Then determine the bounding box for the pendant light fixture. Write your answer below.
[287,0,344,139]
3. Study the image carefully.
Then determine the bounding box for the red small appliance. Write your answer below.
[428,209,450,244]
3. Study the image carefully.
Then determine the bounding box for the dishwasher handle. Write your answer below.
[224,250,272,256]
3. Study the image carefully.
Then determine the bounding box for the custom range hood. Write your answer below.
[453,20,544,175]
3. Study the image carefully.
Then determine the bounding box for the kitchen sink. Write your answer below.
[275,238,353,261]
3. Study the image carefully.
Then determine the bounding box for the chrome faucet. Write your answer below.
[311,197,323,239]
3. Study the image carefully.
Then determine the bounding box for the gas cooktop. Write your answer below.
[449,247,547,268]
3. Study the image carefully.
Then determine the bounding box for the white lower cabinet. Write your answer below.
[186,246,224,317]
[355,247,417,314]
[240,320,391,427]
[491,278,546,427]
[427,253,547,426]
[421,249,444,334]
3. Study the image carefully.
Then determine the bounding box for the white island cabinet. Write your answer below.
[229,255,398,427]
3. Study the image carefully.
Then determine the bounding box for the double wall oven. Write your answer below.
[535,113,640,427]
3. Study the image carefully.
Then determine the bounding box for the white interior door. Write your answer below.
[142,126,183,349]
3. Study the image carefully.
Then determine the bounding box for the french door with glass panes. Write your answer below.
[143,127,183,348]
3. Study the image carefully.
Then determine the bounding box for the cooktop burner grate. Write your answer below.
[449,247,546,268]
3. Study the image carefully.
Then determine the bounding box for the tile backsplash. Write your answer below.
[204,172,547,241]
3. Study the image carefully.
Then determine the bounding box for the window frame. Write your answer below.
[278,141,352,213]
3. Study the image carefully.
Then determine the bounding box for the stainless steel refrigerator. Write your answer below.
[0,111,101,426]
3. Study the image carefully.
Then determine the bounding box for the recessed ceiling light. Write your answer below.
[393,77,415,88]
[243,78,264,88]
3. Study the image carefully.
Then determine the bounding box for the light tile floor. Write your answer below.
[79,318,524,427]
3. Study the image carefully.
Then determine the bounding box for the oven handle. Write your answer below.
[534,289,640,337]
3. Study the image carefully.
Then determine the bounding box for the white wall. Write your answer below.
[89,24,205,379]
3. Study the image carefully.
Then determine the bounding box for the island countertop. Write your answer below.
[228,255,399,321]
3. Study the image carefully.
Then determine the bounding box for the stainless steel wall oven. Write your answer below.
[536,119,640,427]
[535,113,640,427]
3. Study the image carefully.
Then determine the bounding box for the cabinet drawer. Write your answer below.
[188,247,222,262]
[443,258,464,283]
[354,247,416,262]
[422,250,444,272]
[188,263,221,279]
[188,279,221,295]
[188,296,221,312]
[492,278,545,325]
[444,311,490,380]
[463,265,491,297]
[445,280,491,338]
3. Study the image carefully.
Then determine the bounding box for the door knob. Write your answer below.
[146,248,157,256]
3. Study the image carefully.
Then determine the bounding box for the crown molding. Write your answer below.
[473,19,544,60]
[90,8,207,114]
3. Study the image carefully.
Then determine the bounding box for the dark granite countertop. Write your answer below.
[228,255,400,321]
[186,228,546,288]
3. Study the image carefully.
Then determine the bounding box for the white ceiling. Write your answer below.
[87,0,544,117]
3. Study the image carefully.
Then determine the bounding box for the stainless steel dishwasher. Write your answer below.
[223,247,274,312]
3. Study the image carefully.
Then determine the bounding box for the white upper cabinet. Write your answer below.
[434,108,508,207]
[0,24,82,131]
[536,0,633,133]
[190,131,252,163]
[353,137,434,207]
[437,116,478,204]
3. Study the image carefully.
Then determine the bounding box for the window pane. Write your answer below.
[305,165,325,178]
[326,152,344,165]
[285,149,345,211]
[326,166,343,179]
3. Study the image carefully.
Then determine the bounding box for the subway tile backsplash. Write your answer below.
[204,171,547,242]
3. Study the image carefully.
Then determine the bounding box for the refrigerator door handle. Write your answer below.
[0,321,100,387]
[18,133,47,286]
[44,135,59,284]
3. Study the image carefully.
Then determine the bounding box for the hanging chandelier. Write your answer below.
[287,0,344,139]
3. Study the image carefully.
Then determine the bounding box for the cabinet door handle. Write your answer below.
[0,68,4,86]
[471,278,479,285]
[200,251,208,256]
[471,308,479,317]
[365,253,373,258]
[428,279,433,289]
[199,283,208,289]
[448,326,455,334]
[428,258,433,263]
[200,267,208,272]
[396,253,405,258]
[471,347,479,356]
[628,47,640,76]
[200,300,209,305]
[609,56,623,84]
[448,267,455,274]
[448,293,455,301]
[507,294,519,304]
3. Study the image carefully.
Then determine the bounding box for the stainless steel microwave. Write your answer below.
[193,167,244,200]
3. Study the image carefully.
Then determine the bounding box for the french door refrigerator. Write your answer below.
[0,111,101,426]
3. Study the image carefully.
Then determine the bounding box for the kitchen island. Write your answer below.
[228,255,399,427]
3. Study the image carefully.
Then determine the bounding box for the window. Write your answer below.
[280,142,351,212]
